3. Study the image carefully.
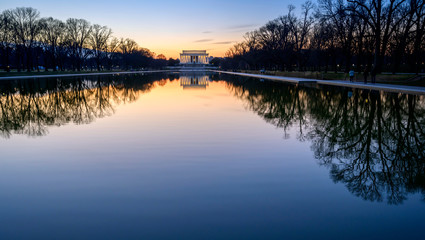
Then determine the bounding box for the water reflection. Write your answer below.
[0,73,177,138]
[1,72,424,205]
[223,74,425,204]
[180,72,209,89]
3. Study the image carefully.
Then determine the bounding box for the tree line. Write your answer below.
[221,0,425,74]
[0,7,179,72]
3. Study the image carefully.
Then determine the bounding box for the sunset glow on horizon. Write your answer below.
[0,0,301,58]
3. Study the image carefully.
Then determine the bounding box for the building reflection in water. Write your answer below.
[179,72,209,90]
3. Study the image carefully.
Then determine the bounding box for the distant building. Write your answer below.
[180,50,209,65]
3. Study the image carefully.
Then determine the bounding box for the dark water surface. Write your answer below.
[0,72,424,239]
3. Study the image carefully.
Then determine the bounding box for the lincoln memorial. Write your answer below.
[180,50,209,65]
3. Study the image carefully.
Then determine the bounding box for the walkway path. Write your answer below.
[215,70,425,95]
[0,70,170,80]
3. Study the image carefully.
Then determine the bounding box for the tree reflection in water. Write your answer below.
[0,73,177,138]
[223,74,425,204]
[2,73,424,204]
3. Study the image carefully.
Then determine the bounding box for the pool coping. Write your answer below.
[214,70,425,95]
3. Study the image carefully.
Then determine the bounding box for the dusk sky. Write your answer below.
[0,0,303,58]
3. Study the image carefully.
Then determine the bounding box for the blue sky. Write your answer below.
[1,0,305,58]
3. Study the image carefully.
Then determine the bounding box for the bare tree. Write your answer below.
[65,18,92,71]
[39,17,66,71]
[89,24,112,71]
[106,37,120,70]
[318,0,357,72]
[6,7,41,72]
[411,0,425,73]
[119,38,138,54]
[347,0,408,72]
[0,11,13,71]
[289,1,316,70]
[119,38,139,69]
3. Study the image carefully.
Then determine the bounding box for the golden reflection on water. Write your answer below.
[0,73,239,138]
[179,72,209,90]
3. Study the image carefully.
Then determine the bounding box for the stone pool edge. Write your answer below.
[214,70,425,96]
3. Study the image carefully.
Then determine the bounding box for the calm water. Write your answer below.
[0,72,424,239]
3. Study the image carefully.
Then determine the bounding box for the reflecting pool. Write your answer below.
[0,72,424,239]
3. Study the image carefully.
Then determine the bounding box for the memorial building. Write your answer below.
[180,50,209,65]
